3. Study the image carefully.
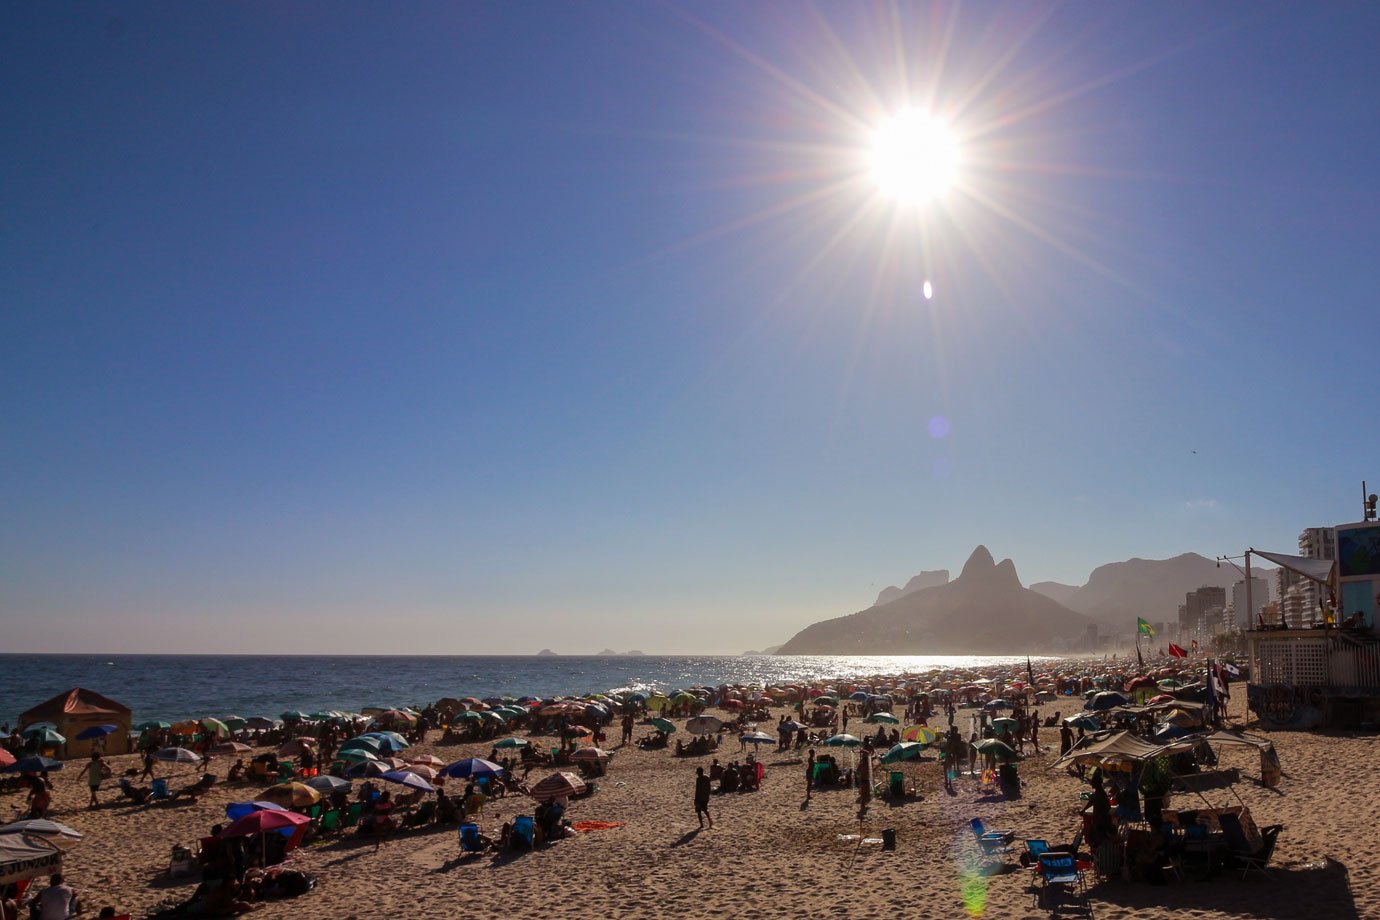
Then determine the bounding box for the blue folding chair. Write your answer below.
[459,822,483,854]
[150,778,171,801]
[511,814,535,851]
[970,817,1014,854]
[1033,852,1087,912]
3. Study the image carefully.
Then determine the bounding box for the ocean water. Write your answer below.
[0,653,1045,725]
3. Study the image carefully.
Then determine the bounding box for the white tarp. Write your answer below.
[1253,549,1336,586]
[0,834,62,887]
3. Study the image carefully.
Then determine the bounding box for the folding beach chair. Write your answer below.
[511,814,535,851]
[150,778,171,801]
[1220,813,1281,880]
[342,802,364,828]
[970,817,1014,854]
[459,822,483,855]
[1033,852,1088,912]
[319,809,341,833]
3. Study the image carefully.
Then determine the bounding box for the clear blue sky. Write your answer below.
[3,3,1377,654]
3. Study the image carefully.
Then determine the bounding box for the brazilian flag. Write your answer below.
[1137,617,1156,638]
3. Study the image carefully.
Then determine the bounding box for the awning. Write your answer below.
[1252,549,1336,586]
[0,834,62,887]
[1049,730,1198,769]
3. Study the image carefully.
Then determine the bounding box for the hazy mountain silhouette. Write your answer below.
[875,569,950,606]
[1029,553,1274,628]
[776,546,1093,654]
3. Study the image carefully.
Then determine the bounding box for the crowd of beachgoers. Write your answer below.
[1,653,1369,920]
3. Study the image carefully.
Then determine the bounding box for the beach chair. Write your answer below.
[307,803,322,820]
[249,761,270,781]
[969,817,1014,854]
[888,771,904,799]
[1220,814,1281,880]
[1033,852,1088,912]
[150,778,171,801]
[319,809,341,833]
[1023,838,1050,864]
[342,802,364,828]
[459,823,483,855]
[511,815,535,851]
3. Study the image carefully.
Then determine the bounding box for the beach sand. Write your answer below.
[11,694,1372,919]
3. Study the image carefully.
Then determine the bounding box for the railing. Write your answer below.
[1250,631,1380,692]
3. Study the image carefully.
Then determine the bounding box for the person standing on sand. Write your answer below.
[140,749,156,781]
[805,749,815,801]
[77,752,109,809]
[694,767,712,828]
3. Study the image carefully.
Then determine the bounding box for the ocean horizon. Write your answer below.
[1,652,1058,725]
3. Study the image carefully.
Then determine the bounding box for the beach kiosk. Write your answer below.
[18,688,133,759]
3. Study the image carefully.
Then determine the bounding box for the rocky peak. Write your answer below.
[959,545,997,579]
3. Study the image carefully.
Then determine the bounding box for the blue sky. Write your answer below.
[3,2,1377,654]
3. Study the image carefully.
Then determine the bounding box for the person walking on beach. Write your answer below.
[77,753,110,809]
[140,749,156,781]
[694,767,712,828]
[805,749,816,801]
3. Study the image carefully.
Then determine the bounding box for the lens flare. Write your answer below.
[871,109,958,203]
[923,280,934,300]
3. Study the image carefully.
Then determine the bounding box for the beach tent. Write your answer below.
[18,688,132,759]
[0,834,62,887]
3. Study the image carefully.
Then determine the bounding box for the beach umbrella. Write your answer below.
[527,771,586,803]
[338,749,379,763]
[569,747,610,762]
[780,721,805,732]
[277,739,318,757]
[1147,694,1175,704]
[849,691,869,701]
[739,732,774,746]
[991,717,1020,734]
[973,739,1017,759]
[812,696,838,706]
[824,734,861,747]
[0,820,84,851]
[440,758,505,780]
[21,723,59,734]
[211,742,252,755]
[401,764,439,781]
[224,801,286,822]
[649,718,676,734]
[372,709,417,728]
[1063,714,1101,731]
[645,695,670,712]
[0,835,62,887]
[23,729,65,745]
[685,716,723,735]
[339,737,383,755]
[901,726,938,745]
[309,711,341,722]
[219,810,310,838]
[361,731,410,751]
[260,782,321,807]
[73,725,119,741]
[879,742,924,765]
[452,711,482,723]
[222,717,247,731]
[866,713,900,724]
[153,747,202,764]
[199,718,231,739]
[406,754,445,767]
[280,711,309,723]
[305,775,352,795]
[345,761,389,778]
[493,737,529,750]
[0,751,13,768]
[379,769,434,792]
[0,757,62,775]
[246,717,278,730]
[1157,678,1187,689]
[135,720,171,732]
[983,700,1013,711]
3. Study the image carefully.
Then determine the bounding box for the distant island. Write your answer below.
[536,649,558,657]
[741,645,782,656]
[595,649,646,656]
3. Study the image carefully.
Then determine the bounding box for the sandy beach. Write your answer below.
[5,686,1372,920]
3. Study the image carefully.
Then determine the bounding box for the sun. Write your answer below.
[870,109,958,203]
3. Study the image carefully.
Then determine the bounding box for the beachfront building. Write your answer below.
[1247,519,1380,730]
[1232,576,1270,630]
[19,687,133,759]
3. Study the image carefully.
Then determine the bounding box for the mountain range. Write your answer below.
[776,546,1093,654]
[1029,552,1273,629]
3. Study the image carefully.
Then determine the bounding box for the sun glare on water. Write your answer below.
[871,109,958,203]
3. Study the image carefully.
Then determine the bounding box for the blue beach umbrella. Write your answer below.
[439,758,504,780]
[379,770,434,793]
[1,756,64,774]
[75,725,119,741]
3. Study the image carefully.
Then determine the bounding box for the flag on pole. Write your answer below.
[1027,656,1035,686]
[1167,642,1188,658]
[1220,661,1241,678]
[1137,617,1156,638]
[1136,643,1144,668]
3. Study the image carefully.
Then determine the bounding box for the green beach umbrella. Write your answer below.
[135,720,171,732]
[973,738,1017,759]
[221,717,247,731]
[649,718,676,733]
[280,711,309,722]
[813,696,838,706]
[338,749,379,763]
[25,728,66,745]
[991,717,1020,734]
[879,742,924,764]
[199,718,230,739]
[824,734,861,747]
[867,713,900,724]
[494,737,529,749]
[453,711,482,722]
